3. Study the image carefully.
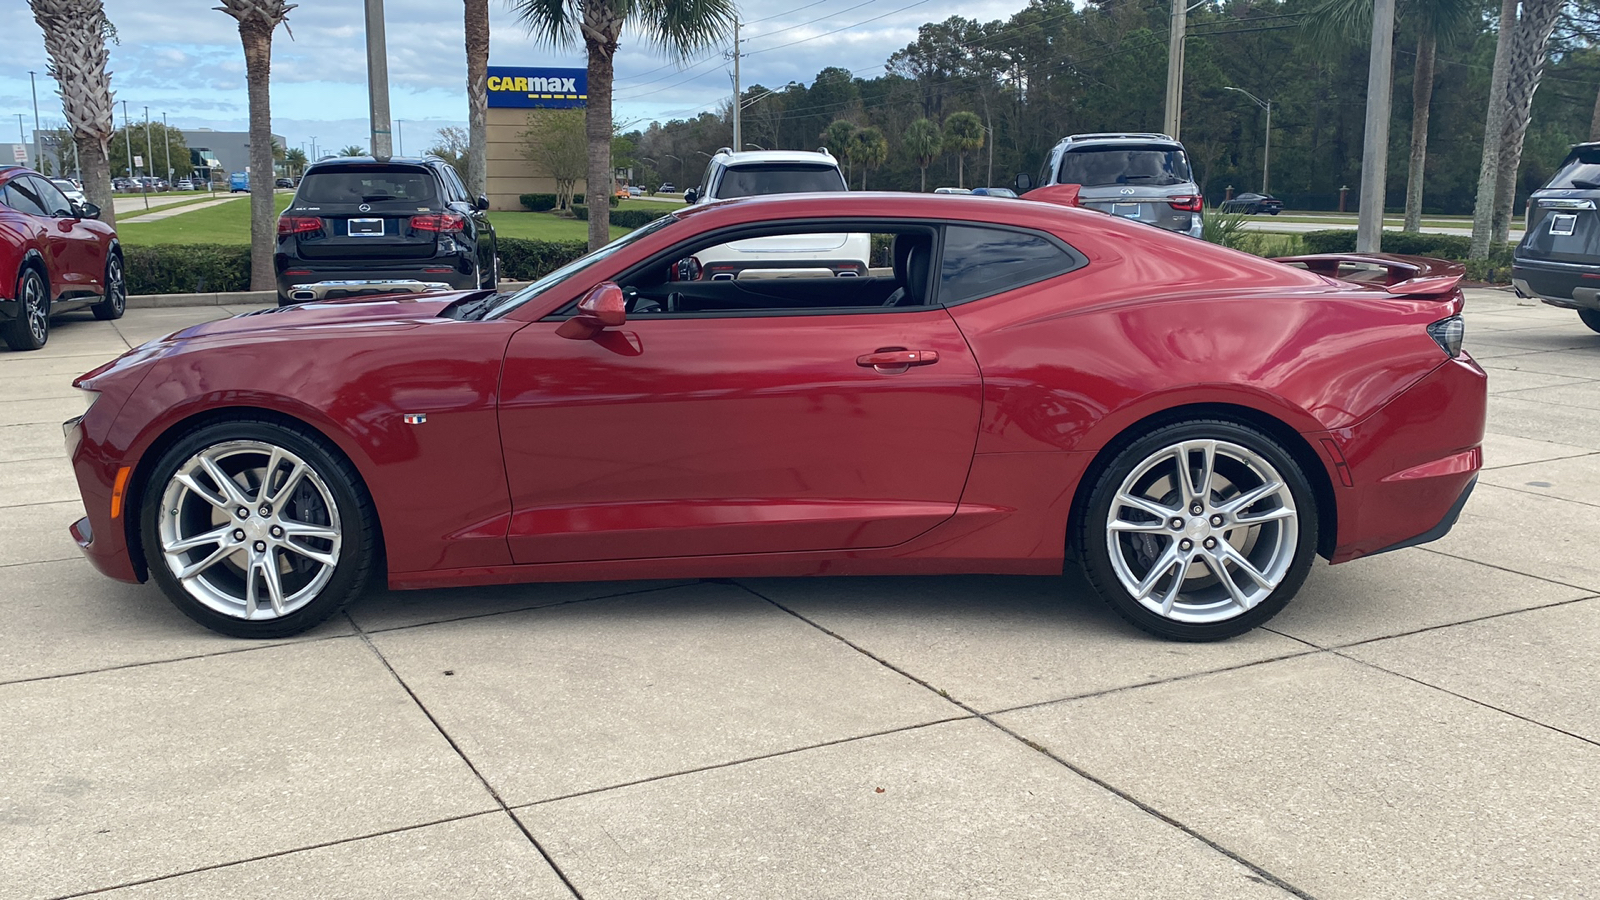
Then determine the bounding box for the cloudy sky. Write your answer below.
[1,0,1025,156]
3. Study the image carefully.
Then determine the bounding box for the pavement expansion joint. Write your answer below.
[359,579,697,635]
[0,629,359,688]
[40,810,504,900]
[347,613,587,899]
[1271,593,1600,654]
[1420,545,1600,594]
[734,580,1320,899]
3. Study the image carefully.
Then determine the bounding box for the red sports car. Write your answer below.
[65,193,1486,641]
[0,165,125,350]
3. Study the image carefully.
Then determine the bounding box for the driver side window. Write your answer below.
[27,176,73,216]
[615,225,935,317]
[3,180,48,216]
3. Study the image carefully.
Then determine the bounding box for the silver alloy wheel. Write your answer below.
[1105,438,1299,623]
[23,273,46,343]
[106,256,125,312]
[157,440,343,620]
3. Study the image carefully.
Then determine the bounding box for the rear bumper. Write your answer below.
[1511,258,1600,310]
[276,258,477,302]
[282,279,456,303]
[1327,354,1488,563]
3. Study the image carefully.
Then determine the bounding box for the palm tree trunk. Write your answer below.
[1491,0,1561,245]
[919,165,926,192]
[241,24,277,291]
[957,155,964,189]
[581,8,620,252]
[1590,81,1600,141]
[31,0,118,228]
[1403,33,1436,233]
[464,0,489,199]
[1469,0,1519,259]
[77,137,113,223]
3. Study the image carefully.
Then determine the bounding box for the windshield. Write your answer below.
[483,214,680,320]
[716,164,847,199]
[1058,146,1191,187]
[1545,148,1600,190]
[297,167,436,204]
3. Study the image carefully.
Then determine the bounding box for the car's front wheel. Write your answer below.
[1579,308,1600,333]
[142,420,377,637]
[92,252,126,320]
[1076,419,1317,641]
[3,267,50,351]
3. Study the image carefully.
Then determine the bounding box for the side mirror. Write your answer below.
[476,194,490,211]
[80,202,100,220]
[555,282,627,340]
[683,189,698,205]
[673,256,702,282]
[1014,172,1034,193]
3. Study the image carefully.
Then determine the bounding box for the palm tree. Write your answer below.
[849,127,888,190]
[510,0,736,251]
[29,0,119,227]
[943,111,984,189]
[1472,0,1562,257]
[464,0,490,198]
[824,120,856,182]
[903,118,942,192]
[339,145,367,157]
[217,0,295,291]
[1304,0,1476,232]
[284,146,307,177]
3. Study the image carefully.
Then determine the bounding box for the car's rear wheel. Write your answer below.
[142,420,377,637]
[1579,309,1600,333]
[92,252,126,320]
[1076,419,1317,641]
[3,267,50,351]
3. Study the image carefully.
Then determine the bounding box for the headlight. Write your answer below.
[1427,315,1465,358]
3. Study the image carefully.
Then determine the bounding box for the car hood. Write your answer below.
[166,292,474,342]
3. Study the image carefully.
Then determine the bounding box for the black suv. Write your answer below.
[275,156,497,305]
[1513,141,1600,332]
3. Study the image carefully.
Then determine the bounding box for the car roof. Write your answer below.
[1053,132,1185,153]
[713,149,839,167]
[305,156,443,170]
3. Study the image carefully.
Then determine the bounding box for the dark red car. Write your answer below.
[65,193,1486,641]
[0,165,125,350]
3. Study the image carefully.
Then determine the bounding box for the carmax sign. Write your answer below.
[487,66,587,109]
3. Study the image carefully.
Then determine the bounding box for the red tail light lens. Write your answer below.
[411,213,467,233]
[277,216,323,235]
[1167,195,1203,213]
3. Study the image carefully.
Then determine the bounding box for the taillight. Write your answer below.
[278,216,323,235]
[1167,195,1203,212]
[411,213,467,233]
[1427,315,1465,358]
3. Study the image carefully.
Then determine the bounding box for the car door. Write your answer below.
[20,176,102,297]
[440,163,493,276]
[497,227,983,564]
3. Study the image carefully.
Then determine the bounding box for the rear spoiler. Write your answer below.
[1273,253,1464,296]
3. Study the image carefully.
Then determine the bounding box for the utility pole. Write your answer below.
[143,107,154,209]
[1163,0,1185,138]
[28,71,42,175]
[1223,87,1272,194]
[731,18,742,154]
[163,112,172,181]
[311,136,318,162]
[15,115,24,156]
[364,0,393,161]
[1356,0,1397,253]
[397,119,404,156]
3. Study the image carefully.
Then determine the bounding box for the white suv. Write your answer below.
[685,148,869,279]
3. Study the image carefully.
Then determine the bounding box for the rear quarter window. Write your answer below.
[938,225,1086,305]
[1545,149,1600,189]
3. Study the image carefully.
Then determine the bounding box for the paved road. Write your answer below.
[119,195,246,223]
[2,291,1597,898]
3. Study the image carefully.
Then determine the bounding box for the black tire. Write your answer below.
[3,267,50,351]
[141,418,378,638]
[91,251,127,320]
[1075,418,1318,641]
[1579,309,1600,333]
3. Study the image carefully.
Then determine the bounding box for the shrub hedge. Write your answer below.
[124,244,252,295]
[497,237,588,281]
[519,192,619,211]
[570,205,672,229]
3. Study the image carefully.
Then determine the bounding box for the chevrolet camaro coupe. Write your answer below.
[65,193,1487,641]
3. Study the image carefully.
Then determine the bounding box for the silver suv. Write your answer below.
[1020,133,1203,237]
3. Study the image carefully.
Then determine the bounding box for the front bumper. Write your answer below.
[1511,257,1600,311]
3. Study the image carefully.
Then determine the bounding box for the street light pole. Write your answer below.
[143,106,154,209]
[28,70,42,175]
[163,112,172,181]
[364,0,394,160]
[1163,0,1185,138]
[1223,86,1272,195]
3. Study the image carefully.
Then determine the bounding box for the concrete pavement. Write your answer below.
[1,290,1596,898]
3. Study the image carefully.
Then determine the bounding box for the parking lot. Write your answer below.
[2,289,1596,899]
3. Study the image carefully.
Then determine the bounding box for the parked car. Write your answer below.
[614,187,630,200]
[229,172,249,193]
[682,147,868,278]
[273,154,498,305]
[0,165,124,350]
[933,187,972,194]
[66,191,1484,640]
[275,177,294,189]
[628,186,644,197]
[970,187,1017,198]
[1017,132,1204,238]
[1513,141,1600,332]
[50,178,87,206]
[658,182,676,193]
[1220,192,1284,215]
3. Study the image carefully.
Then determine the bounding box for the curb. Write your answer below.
[126,282,536,310]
